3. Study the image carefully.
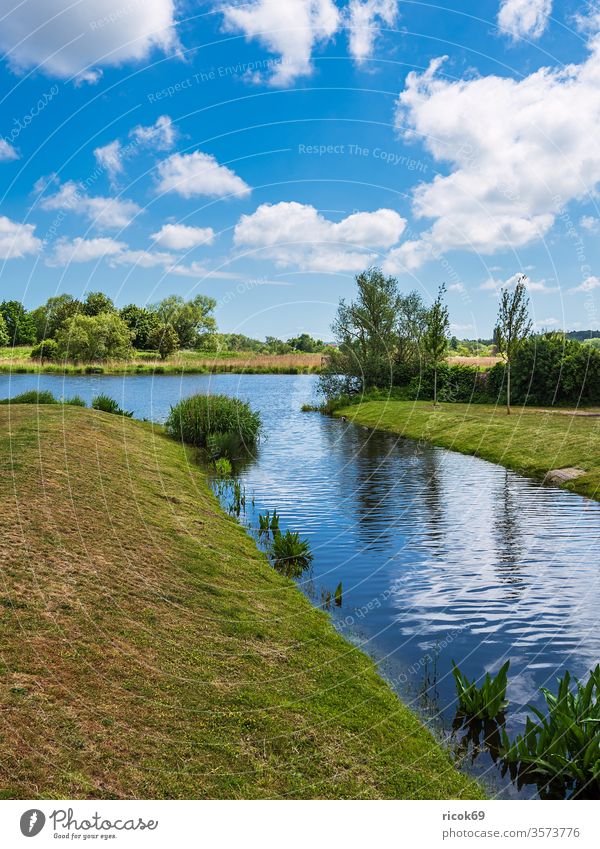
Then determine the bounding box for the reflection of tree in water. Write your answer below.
[415,448,446,550]
[323,422,431,552]
[492,471,527,589]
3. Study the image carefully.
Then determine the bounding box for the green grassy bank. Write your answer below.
[335,400,600,501]
[0,405,482,799]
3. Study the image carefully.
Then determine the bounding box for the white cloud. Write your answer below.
[0,215,42,259]
[130,115,176,150]
[347,0,398,64]
[41,180,141,229]
[580,215,600,232]
[0,139,19,161]
[221,0,339,85]
[480,273,557,294]
[570,275,600,293]
[448,282,466,293]
[110,249,177,269]
[156,150,251,198]
[234,201,406,271]
[0,0,179,81]
[394,33,600,266]
[48,236,126,266]
[94,140,124,184]
[497,0,552,41]
[151,223,215,249]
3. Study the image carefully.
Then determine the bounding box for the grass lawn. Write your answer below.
[0,405,482,799]
[335,399,600,501]
[0,347,322,375]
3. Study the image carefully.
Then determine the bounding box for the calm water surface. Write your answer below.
[4,372,600,798]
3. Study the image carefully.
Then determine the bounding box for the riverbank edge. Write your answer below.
[0,363,321,376]
[333,399,600,502]
[0,404,484,799]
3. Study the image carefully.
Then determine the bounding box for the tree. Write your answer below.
[422,284,450,405]
[396,290,428,381]
[30,338,59,363]
[495,275,532,414]
[265,336,293,354]
[0,300,37,345]
[152,295,216,348]
[82,291,115,316]
[31,294,82,340]
[0,312,9,347]
[120,304,161,349]
[148,323,180,360]
[287,333,325,353]
[56,313,133,362]
[324,267,400,392]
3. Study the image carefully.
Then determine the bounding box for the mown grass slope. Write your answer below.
[0,406,483,799]
[336,400,600,501]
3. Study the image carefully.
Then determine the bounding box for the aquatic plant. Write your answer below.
[452,660,509,720]
[500,665,600,793]
[92,394,133,417]
[214,457,232,477]
[206,430,244,461]
[334,581,343,607]
[165,393,261,451]
[259,509,280,536]
[271,530,313,578]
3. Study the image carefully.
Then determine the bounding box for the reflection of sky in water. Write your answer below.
[4,372,600,797]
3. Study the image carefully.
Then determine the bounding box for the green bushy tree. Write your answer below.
[0,312,9,347]
[422,284,449,405]
[56,312,133,362]
[148,323,180,360]
[0,300,37,345]
[495,275,532,414]
[152,294,216,348]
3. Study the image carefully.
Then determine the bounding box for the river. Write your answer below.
[3,372,600,798]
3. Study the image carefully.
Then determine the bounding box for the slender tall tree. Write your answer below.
[495,275,532,415]
[423,284,449,406]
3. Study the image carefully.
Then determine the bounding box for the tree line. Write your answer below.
[321,268,600,412]
[0,294,328,362]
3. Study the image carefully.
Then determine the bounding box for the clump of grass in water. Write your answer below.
[271,530,313,579]
[452,660,509,720]
[165,394,261,452]
[500,664,600,795]
[258,509,280,536]
[92,394,133,417]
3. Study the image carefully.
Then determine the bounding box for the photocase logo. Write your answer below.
[20,809,46,837]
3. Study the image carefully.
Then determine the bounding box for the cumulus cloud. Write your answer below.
[0,215,42,259]
[110,249,177,268]
[93,116,177,185]
[94,140,124,184]
[156,150,251,198]
[40,180,141,229]
[0,0,179,81]
[580,215,600,232]
[533,316,560,329]
[48,236,126,266]
[393,33,600,266]
[480,273,557,295]
[151,223,215,249]
[498,0,552,41]
[0,139,19,161]
[130,115,176,150]
[221,0,339,85]
[347,0,398,64]
[570,275,600,293]
[233,201,406,271]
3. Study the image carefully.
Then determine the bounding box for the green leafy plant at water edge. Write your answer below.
[0,390,58,405]
[165,393,261,451]
[214,457,232,477]
[206,430,244,461]
[271,530,313,578]
[258,509,280,535]
[64,395,86,407]
[92,394,133,417]
[452,660,510,720]
[334,581,343,607]
[500,665,600,793]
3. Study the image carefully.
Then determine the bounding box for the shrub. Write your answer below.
[452,660,510,720]
[501,665,600,795]
[56,312,133,362]
[30,339,59,362]
[408,363,487,402]
[92,394,133,417]
[65,395,86,407]
[165,394,261,450]
[0,390,57,405]
[271,530,313,578]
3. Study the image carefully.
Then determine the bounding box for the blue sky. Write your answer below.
[1,0,600,340]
